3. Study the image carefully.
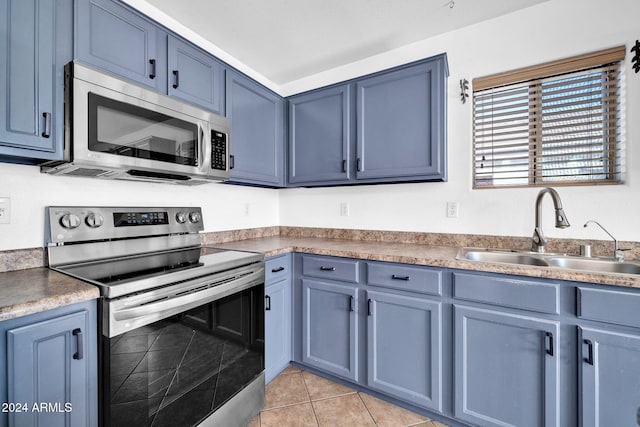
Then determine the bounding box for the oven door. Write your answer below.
[100,266,264,427]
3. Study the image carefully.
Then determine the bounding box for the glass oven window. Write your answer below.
[102,284,264,427]
[88,93,198,166]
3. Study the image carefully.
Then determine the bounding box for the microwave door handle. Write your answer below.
[198,123,209,170]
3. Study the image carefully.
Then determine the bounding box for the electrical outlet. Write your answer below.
[0,197,10,224]
[446,201,459,218]
[244,203,250,216]
[340,202,350,217]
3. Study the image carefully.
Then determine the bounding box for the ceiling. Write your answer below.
[133,0,549,86]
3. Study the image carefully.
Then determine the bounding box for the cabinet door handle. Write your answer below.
[72,328,83,360]
[367,298,372,316]
[265,295,271,311]
[172,70,180,89]
[41,112,51,138]
[357,157,362,172]
[349,295,354,312]
[271,266,285,273]
[149,59,156,79]
[229,154,235,169]
[391,274,410,281]
[545,332,554,356]
[342,159,347,173]
[584,339,594,365]
[320,266,335,271]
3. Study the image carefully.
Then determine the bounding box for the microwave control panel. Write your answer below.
[211,130,227,171]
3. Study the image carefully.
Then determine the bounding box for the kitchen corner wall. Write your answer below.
[0,163,279,251]
[279,0,640,243]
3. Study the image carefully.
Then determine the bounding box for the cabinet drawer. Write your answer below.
[578,287,640,328]
[367,262,442,296]
[302,255,360,283]
[452,272,559,315]
[266,254,292,284]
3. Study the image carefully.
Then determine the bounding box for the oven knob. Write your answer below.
[175,212,188,224]
[59,213,81,229]
[188,212,202,223]
[85,213,104,228]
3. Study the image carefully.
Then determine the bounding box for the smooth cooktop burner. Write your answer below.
[54,246,262,298]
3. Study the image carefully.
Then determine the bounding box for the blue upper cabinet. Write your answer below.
[356,59,447,181]
[0,0,72,162]
[226,70,285,186]
[288,84,352,185]
[287,54,448,187]
[168,35,225,115]
[76,0,166,92]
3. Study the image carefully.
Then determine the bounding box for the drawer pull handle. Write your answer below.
[320,266,335,271]
[545,332,554,357]
[349,296,354,312]
[172,70,180,89]
[72,328,83,360]
[42,112,51,138]
[149,59,156,79]
[271,266,285,273]
[265,295,271,311]
[367,298,372,316]
[584,339,594,365]
[391,274,410,281]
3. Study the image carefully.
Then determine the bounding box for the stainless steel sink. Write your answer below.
[460,249,550,267]
[548,257,640,275]
[457,247,640,275]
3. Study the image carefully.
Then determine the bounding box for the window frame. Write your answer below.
[472,46,625,189]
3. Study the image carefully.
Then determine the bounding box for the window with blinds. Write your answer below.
[472,46,625,188]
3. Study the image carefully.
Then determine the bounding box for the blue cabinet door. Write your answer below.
[0,0,71,161]
[76,0,164,91]
[168,35,225,115]
[4,303,96,427]
[226,70,285,186]
[580,327,640,427]
[288,84,352,185]
[454,305,559,427]
[366,290,442,412]
[302,279,358,381]
[356,58,447,181]
[265,277,291,383]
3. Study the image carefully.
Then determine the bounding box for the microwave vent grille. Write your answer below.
[66,168,115,177]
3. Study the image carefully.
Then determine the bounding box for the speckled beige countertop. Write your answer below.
[0,268,100,321]
[209,236,640,289]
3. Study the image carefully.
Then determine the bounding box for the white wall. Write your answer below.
[0,163,279,251]
[279,0,640,242]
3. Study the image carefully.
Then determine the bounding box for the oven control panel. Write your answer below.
[46,206,204,244]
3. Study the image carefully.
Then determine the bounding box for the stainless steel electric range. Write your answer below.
[46,206,265,427]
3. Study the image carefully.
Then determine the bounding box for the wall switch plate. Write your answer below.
[340,202,350,217]
[0,197,10,224]
[446,201,459,218]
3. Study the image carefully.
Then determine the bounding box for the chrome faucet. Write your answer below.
[584,220,628,262]
[531,188,570,252]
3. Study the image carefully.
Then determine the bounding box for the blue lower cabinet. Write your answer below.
[265,277,291,383]
[454,305,560,427]
[302,279,358,381]
[366,290,442,412]
[579,326,640,427]
[1,300,97,427]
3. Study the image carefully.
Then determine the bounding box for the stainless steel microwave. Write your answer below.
[41,62,229,185]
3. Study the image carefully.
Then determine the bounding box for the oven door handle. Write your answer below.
[106,267,264,337]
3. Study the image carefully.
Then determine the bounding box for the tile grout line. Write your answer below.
[300,371,321,426]
[356,391,379,426]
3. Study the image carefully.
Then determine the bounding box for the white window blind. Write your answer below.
[473,46,625,188]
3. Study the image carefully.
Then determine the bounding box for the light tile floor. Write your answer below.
[248,366,450,427]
